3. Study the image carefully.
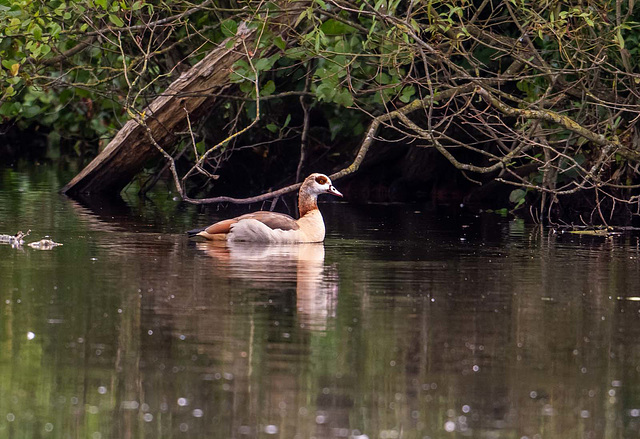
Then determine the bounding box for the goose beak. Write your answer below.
[327,185,343,198]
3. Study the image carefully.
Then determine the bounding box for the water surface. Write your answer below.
[1,166,640,438]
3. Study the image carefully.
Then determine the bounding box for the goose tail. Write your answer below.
[186,227,206,238]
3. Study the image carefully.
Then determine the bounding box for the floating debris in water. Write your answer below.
[0,230,30,247]
[0,230,62,249]
[568,229,618,236]
[28,238,63,250]
[552,225,635,237]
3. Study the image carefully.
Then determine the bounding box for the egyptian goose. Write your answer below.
[188,173,342,243]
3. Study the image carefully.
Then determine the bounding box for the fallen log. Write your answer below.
[61,2,306,196]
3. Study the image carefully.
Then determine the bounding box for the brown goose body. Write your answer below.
[189,173,342,243]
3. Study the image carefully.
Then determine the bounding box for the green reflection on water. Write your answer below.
[0,165,640,438]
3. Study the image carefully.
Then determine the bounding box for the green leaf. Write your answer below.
[254,57,271,71]
[30,44,42,57]
[320,18,357,35]
[0,101,18,116]
[231,60,250,79]
[334,89,354,107]
[49,22,62,37]
[285,47,308,60]
[221,19,237,37]
[266,123,278,133]
[509,188,526,204]
[95,0,108,10]
[32,24,42,41]
[399,86,415,103]
[22,104,41,118]
[316,82,336,102]
[261,80,275,96]
[2,59,17,70]
[283,113,291,128]
[109,14,124,27]
[378,72,391,85]
[8,18,21,33]
[295,6,312,27]
[229,72,245,83]
[239,81,254,94]
[274,36,286,51]
[246,101,257,120]
[616,29,625,49]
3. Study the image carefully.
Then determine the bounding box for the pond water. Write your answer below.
[1,165,640,439]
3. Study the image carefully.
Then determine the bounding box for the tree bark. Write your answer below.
[61,2,306,196]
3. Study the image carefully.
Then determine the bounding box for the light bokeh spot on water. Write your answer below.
[1,166,640,438]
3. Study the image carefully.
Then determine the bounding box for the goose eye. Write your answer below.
[315,176,328,185]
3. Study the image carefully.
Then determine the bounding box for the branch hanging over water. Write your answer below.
[170,85,474,205]
[476,87,640,163]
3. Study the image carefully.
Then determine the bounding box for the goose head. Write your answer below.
[302,173,343,198]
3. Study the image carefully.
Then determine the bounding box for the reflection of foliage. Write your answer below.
[2,169,640,436]
[4,1,640,223]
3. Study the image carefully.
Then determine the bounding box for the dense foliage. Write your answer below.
[3,0,640,224]
[0,0,227,153]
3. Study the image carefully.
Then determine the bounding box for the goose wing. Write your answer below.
[242,211,300,230]
[203,211,299,235]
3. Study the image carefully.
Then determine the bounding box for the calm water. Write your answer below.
[1,166,640,439]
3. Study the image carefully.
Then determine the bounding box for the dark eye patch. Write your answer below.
[315,175,328,185]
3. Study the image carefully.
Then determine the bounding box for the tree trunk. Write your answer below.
[61,3,306,196]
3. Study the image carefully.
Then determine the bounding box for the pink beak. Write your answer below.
[327,185,343,197]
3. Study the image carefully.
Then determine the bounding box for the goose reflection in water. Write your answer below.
[196,241,338,329]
